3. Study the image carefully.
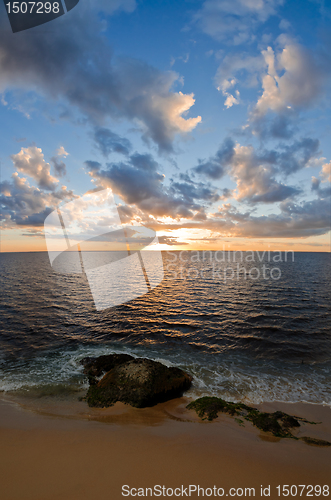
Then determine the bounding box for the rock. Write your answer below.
[186,396,331,446]
[300,436,331,447]
[81,353,134,379]
[85,357,193,408]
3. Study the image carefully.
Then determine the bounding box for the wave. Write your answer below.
[1,343,330,406]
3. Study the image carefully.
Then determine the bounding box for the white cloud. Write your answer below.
[11,146,59,191]
[149,91,201,134]
[254,41,328,116]
[56,146,69,157]
[217,78,241,108]
[224,90,240,108]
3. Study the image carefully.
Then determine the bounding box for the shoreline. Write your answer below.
[1,394,330,500]
[2,388,331,423]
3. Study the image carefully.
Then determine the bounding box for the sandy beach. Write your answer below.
[0,395,330,500]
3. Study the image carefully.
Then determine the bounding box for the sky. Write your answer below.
[0,0,330,252]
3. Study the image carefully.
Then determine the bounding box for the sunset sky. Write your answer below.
[0,0,330,252]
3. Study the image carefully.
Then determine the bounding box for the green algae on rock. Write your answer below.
[186,396,331,445]
[300,436,331,447]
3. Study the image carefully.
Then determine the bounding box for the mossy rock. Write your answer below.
[86,358,193,408]
[300,436,331,447]
[186,397,330,445]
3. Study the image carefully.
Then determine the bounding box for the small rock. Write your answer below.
[300,436,331,447]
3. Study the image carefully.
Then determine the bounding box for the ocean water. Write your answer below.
[0,251,330,406]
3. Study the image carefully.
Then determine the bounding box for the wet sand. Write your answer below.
[0,395,330,500]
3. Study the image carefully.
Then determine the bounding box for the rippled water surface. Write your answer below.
[0,251,330,405]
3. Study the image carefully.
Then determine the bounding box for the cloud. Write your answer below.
[253,41,330,116]
[311,160,331,198]
[84,161,102,171]
[194,136,321,204]
[91,162,165,206]
[321,161,331,183]
[246,110,297,139]
[215,53,265,107]
[85,158,187,219]
[85,152,221,220]
[275,138,320,174]
[158,236,189,246]
[95,0,136,15]
[50,146,69,178]
[56,146,69,157]
[0,173,75,228]
[145,195,330,239]
[50,157,67,178]
[116,58,201,151]
[311,176,331,198]
[232,198,331,237]
[151,196,330,239]
[229,143,301,204]
[216,53,265,89]
[93,127,132,157]
[224,90,240,108]
[279,19,291,30]
[169,181,220,203]
[0,3,201,153]
[219,39,331,138]
[11,146,59,190]
[193,137,235,179]
[129,153,159,172]
[193,0,283,44]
